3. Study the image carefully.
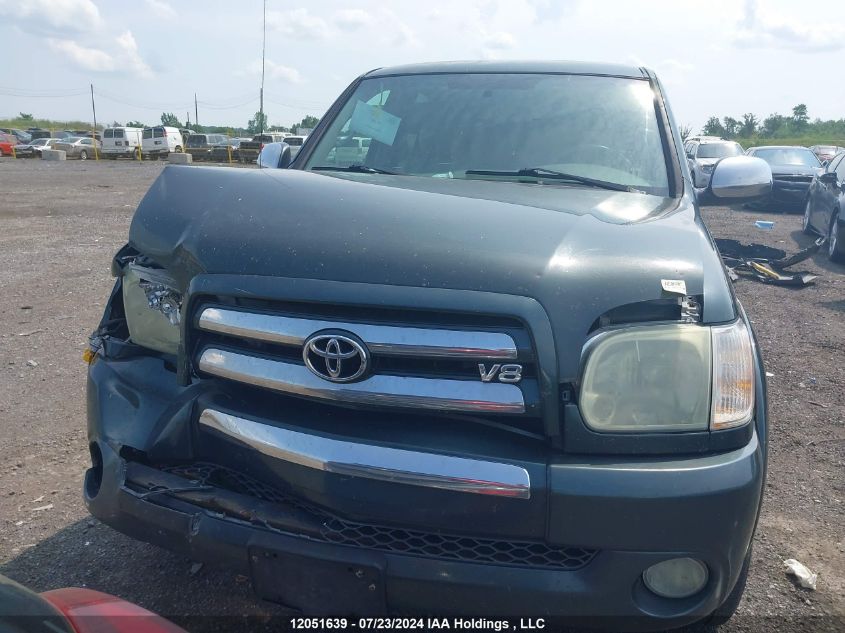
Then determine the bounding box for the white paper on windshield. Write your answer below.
[349,100,400,146]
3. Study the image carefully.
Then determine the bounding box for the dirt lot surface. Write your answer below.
[0,159,842,632]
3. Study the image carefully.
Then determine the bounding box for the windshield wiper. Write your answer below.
[465,167,643,193]
[311,164,399,175]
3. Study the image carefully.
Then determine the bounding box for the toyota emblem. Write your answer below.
[303,332,369,383]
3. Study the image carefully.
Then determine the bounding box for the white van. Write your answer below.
[102,127,142,158]
[141,126,183,158]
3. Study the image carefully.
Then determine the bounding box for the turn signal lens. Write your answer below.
[710,320,754,429]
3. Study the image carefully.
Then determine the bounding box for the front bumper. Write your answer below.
[102,148,137,157]
[771,180,811,206]
[84,350,765,629]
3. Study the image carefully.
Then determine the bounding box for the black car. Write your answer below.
[84,61,773,630]
[745,145,822,209]
[209,138,246,162]
[803,151,845,262]
[185,133,229,160]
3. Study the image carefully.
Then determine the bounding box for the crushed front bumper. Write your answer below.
[84,351,766,630]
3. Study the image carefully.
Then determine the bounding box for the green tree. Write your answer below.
[18,112,34,121]
[761,113,786,138]
[739,113,758,137]
[291,115,320,133]
[125,120,146,128]
[247,111,269,135]
[722,116,740,138]
[792,104,809,131]
[702,116,725,137]
[160,112,182,127]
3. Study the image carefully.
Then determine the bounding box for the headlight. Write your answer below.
[579,320,754,433]
[702,163,715,173]
[122,263,182,355]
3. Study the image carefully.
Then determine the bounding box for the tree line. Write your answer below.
[697,104,845,141]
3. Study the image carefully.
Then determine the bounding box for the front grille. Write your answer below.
[164,462,596,571]
[190,297,541,420]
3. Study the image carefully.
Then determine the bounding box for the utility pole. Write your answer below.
[259,0,266,135]
[195,93,199,130]
[90,83,99,160]
[186,111,191,129]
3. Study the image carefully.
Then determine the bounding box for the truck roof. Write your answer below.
[364,60,649,79]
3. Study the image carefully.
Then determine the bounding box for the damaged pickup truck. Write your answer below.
[84,61,773,629]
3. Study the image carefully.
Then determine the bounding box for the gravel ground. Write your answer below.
[0,159,842,632]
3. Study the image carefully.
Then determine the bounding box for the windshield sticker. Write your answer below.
[661,279,687,295]
[349,100,400,146]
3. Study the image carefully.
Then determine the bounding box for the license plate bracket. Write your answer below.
[249,544,387,615]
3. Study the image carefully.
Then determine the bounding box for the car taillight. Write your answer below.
[260,143,264,149]
[41,588,188,633]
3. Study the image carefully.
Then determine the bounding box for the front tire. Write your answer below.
[802,198,815,235]
[79,150,88,160]
[175,146,182,153]
[829,210,845,263]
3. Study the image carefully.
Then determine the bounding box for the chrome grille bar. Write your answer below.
[198,348,526,413]
[199,408,531,498]
[198,307,518,360]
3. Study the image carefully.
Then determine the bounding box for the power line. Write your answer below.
[0,87,88,98]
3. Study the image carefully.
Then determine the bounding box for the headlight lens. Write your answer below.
[579,320,755,433]
[580,324,712,432]
[122,263,182,355]
[702,163,715,173]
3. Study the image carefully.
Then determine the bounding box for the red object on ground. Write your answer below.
[41,588,188,633]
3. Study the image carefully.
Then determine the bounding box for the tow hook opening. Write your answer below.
[85,442,104,500]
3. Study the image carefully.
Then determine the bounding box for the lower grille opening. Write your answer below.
[160,462,597,571]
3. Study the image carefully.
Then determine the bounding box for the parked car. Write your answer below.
[745,145,823,209]
[141,126,183,158]
[69,129,102,142]
[209,137,250,162]
[685,139,744,187]
[809,144,844,165]
[283,134,307,158]
[683,135,724,146]
[802,151,845,263]
[0,573,187,633]
[102,126,143,158]
[85,61,773,630]
[53,136,101,159]
[185,133,229,160]
[0,127,31,143]
[27,128,54,140]
[238,132,289,163]
[13,137,58,157]
[15,137,62,157]
[0,133,17,156]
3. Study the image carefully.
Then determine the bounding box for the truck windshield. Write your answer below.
[304,73,670,195]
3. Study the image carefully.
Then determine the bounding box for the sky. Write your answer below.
[1,0,843,133]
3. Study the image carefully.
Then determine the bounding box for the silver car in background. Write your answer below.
[53,136,101,160]
[685,139,744,188]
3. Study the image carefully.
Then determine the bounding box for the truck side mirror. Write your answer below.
[697,156,772,206]
[257,142,292,169]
